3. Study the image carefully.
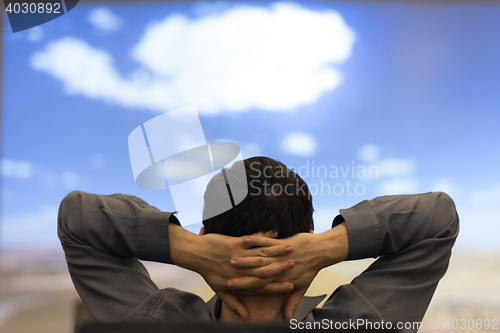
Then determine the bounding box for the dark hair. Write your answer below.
[202,156,313,238]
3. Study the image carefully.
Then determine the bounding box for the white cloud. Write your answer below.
[88,7,123,32]
[32,2,355,114]
[375,158,416,178]
[1,159,34,179]
[470,183,500,207]
[32,38,152,108]
[358,144,380,162]
[282,132,318,157]
[378,178,419,195]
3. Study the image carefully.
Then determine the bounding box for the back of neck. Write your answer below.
[219,295,286,322]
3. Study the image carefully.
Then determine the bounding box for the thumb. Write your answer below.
[284,290,305,322]
[217,291,249,319]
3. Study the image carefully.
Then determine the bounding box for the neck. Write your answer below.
[219,295,287,323]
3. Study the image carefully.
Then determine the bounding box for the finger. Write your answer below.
[248,231,278,238]
[231,282,294,296]
[242,236,282,249]
[243,244,293,257]
[237,260,294,279]
[264,230,278,238]
[217,291,249,319]
[231,256,274,268]
[227,276,270,290]
[231,256,288,268]
[284,290,305,321]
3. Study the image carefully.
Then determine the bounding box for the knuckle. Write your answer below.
[260,285,270,293]
[253,278,263,288]
[257,257,265,267]
[261,248,271,257]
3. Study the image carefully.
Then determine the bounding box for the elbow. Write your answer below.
[433,191,460,238]
[57,191,84,243]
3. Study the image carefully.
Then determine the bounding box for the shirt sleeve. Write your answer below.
[57,191,176,322]
[324,192,459,327]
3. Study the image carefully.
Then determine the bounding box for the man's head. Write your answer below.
[202,156,313,238]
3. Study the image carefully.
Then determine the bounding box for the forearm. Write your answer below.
[315,222,349,270]
[169,224,204,272]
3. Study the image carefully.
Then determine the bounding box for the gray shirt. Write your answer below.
[57,191,458,331]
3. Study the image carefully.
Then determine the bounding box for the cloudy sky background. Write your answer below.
[1,1,499,249]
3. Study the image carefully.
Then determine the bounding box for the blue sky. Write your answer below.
[1,1,499,249]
